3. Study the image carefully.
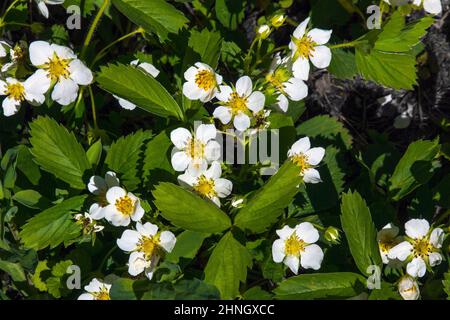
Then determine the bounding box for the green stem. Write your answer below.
[328,40,363,50]
[97,245,117,273]
[90,28,144,67]
[88,86,98,130]
[2,0,22,20]
[5,22,32,27]
[80,0,110,60]
[244,37,259,74]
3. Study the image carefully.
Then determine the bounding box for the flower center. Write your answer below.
[291,153,311,174]
[6,82,25,101]
[412,238,433,258]
[186,138,205,159]
[115,195,135,216]
[293,35,316,60]
[266,68,290,93]
[285,234,305,256]
[138,235,160,259]
[195,69,216,91]
[379,240,397,253]
[44,54,70,81]
[193,175,216,198]
[94,288,110,300]
[228,92,248,115]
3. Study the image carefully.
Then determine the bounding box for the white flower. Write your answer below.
[102,187,145,227]
[77,278,111,300]
[1,42,26,73]
[377,223,403,264]
[114,59,160,110]
[382,0,410,6]
[0,41,11,58]
[413,0,442,15]
[178,161,232,207]
[0,75,49,116]
[87,171,120,219]
[266,54,308,112]
[170,124,221,174]
[117,222,176,280]
[28,41,93,106]
[183,62,222,102]
[289,17,332,80]
[288,137,325,183]
[35,0,65,19]
[398,275,420,300]
[214,76,265,132]
[388,219,445,278]
[74,210,104,234]
[272,222,324,274]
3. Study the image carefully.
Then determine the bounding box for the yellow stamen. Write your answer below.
[291,153,311,174]
[186,138,205,159]
[6,82,25,101]
[138,234,160,259]
[266,68,290,93]
[115,195,135,216]
[228,92,248,115]
[195,69,216,91]
[44,53,70,81]
[193,175,216,198]
[412,238,433,258]
[94,288,110,300]
[293,35,316,60]
[285,234,305,256]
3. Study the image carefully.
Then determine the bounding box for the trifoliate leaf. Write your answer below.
[204,232,252,300]
[31,260,50,292]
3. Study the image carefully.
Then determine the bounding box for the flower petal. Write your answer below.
[215,85,233,102]
[277,94,289,112]
[307,28,332,45]
[106,186,126,204]
[310,45,332,69]
[276,225,295,240]
[428,252,442,267]
[405,219,430,239]
[247,91,265,113]
[292,57,310,81]
[305,147,325,165]
[2,97,20,116]
[159,231,177,252]
[196,124,217,143]
[51,44,76,60]
[205,161,222,179]
[406,257,426,278]
[213,106,232,124]
[272,239,286,263]
[182,81,203,100]
[430,228,444,248]
[300,244,324,270]
[284,78,308,101]
[136,222,158,237]
[293,17,310,39]
[388,241,412,261]
[205,140,221,161]
[51,78,79,105]
[235,76,252,97]
[24,69,51,95]
[295,222,320,244]
[69,59,93,85]
[424,0,442,14]
[170,128,192,149]
[233,113,251,132]
[288,137,310,156]
[171,151,190,172]
[117,230,140,252]
[284,255,300,274]
[29,41,53,66]
[138,62,159,77]
[215,178,233,198]
[303,168,322,184]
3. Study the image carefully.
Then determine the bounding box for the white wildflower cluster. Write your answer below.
[377,219,446,300]
[80,171,177,285]
[0,40,93,116]
[383,0,442,15]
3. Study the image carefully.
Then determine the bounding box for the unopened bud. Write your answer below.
[231,197,245,208]
[257,25,271,39]
[398,275,420,300]
[271,14,286,28]
[324,226,341,244]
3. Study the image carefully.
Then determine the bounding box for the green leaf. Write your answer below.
[204,232,252,299]
[31,260,50,291]
[368,282,401,300]
[234,161,301,233]
[215,0,246,30]
[86,139,103,167]
[296,115,353,150]
[20,196,85,250]
[0,260,26,282]
[329,49,357,80]
[109,278,138,300]
[340,190,382,275]
[389,139,440,201]
[153,182,231,233]
[274,272,366,300]
[443,272,450,300]
[166,230,209,263]
[375,11,434,53]
[12,190,49,209]
[46,260,73,298]
[142,130,174,185]
[112,0,188,41]
[16,145,41,185]
[188,28,222,69]
[29,117,91,189]
[97,63,184,120]
[105,130,152,191]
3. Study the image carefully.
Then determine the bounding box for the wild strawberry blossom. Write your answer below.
[288,136,325,183]
[183,62,222,102]
[77,278,111,300]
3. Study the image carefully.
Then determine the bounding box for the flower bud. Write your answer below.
[398,275,420,300]
[270,14,286,28]
[231,197,245,208]
[324,226,341,244]
[257,25,271,39]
